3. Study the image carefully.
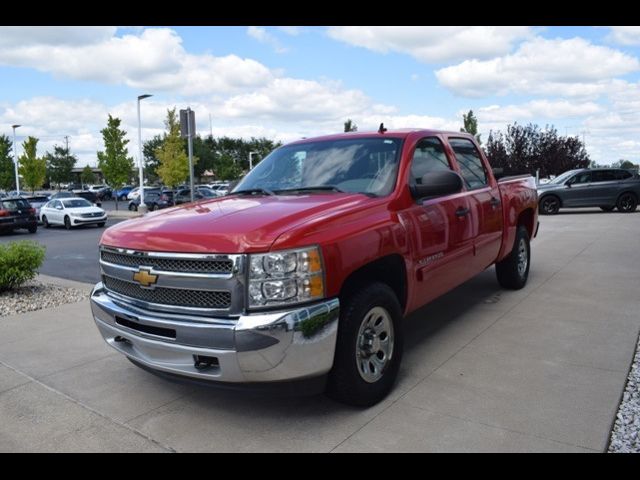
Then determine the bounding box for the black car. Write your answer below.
[50,191,102,208]
[0,197,38,234]
[537,168,640,214]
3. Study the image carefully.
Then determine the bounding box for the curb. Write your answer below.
[37,273,95,292]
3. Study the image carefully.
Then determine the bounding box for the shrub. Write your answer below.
[0,241,46,291]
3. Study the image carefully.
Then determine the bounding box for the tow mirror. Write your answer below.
[411,170,464,200]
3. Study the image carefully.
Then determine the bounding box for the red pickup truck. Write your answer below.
[90,129,538,406]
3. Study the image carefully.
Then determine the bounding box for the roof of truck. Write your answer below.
[286,129,474,146]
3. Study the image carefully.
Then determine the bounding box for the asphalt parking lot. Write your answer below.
[1,208,639,452]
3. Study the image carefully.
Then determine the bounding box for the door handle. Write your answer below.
[455,207,470,217]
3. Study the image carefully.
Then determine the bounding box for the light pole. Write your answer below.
[137,94,152,213]
[249,151,258,170]
[11,125,21,196]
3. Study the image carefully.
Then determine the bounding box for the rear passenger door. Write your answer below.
[589,170,619,205]
[447,137,503,272]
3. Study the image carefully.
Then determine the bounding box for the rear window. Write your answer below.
[2,199,30,210]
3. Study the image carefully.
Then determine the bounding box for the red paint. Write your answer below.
[101,129,538,315]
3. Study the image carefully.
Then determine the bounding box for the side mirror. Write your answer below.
[411,170,464,200]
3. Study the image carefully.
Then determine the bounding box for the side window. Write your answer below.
[409,137,452,185]
[449,138,488,189]
[571,172,591,184]
[614,170,632,180]
[592,170,616,182]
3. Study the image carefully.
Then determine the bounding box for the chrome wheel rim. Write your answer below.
[517,238,528,277]
[356,306,394,383]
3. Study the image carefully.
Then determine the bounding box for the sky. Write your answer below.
[2,26,640,167]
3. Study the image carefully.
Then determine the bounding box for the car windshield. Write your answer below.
[233,137,403,197]
[62,199,92,208]
[549,170,580,184]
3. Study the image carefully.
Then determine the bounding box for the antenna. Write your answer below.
[378,123,387,134]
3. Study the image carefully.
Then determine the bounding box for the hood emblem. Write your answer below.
[133,267,158,288]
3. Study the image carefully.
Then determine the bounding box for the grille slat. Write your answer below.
[101,251,233,274]
[104,276,231,309]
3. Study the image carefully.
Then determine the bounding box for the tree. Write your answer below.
[484,123,590,177]
[611,159,638,169]
[97,114,135,210]
[156,108,194,187]
[460,110,481,145]
[18,136,46,193]
[142,134,164,183]
[344,119,358,132]
[216,152,243,180]
[0,134,14,191]
[81,165,96,185]
[45,145,77,190]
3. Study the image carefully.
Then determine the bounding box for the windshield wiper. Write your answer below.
[275,186,345,194]
[230,188,275,196]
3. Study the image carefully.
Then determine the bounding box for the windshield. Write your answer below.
[233,137,403,196]
[63,199,92,208]
[549,170,580,184]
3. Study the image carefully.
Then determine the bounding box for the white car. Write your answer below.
[127,187,156,201]
[40,197,107,230]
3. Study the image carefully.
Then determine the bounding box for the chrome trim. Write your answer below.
[99,246,246,316]
[90,282,340,382]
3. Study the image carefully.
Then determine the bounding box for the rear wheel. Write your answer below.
[326,282,403,407]
[496,225,530,290]
[64,216,71,230]
[28,225,37,234]
[616,192,638,213]
[539,195,560,215]
[599,206,615,212]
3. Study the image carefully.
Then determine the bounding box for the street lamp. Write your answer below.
[11,125,21,196]
[137,94,152,213]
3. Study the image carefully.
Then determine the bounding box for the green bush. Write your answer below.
[0,241,46,291]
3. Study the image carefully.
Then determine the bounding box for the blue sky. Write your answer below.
[2,26,640,166]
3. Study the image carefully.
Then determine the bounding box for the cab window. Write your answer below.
[409,137,453,185]
[449,138,488,189]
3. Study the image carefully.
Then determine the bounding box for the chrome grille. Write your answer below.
[101,250,233,274]
[103,276,231,309]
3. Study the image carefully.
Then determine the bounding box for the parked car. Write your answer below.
[40,198,107,229]
[89,185,112,200]
[173,188,216,205]
[127,187,159,201]
[0,197,38,234]
[23,195,50,223]
[127,190,169,211]
[115,186,134,201]
[537,168,640,214]
[66,183,84,191]
[50,190,102,207]
[91,128,539,406]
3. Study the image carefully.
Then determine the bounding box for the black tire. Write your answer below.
[42,215,50,228]
[616,192,638,213]
[64,216,72,230]
[97,222,105,228]
[28,225,37,234]
[600,206,615,212]
[539,195,560,215]
[326,282,403,407]
[496,225,530,290]
[128,204,135,211]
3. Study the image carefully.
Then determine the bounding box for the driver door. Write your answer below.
[563,171,592,207]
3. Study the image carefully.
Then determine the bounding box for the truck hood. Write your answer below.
[100,193,371,253]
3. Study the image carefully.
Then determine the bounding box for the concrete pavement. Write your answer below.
[1,208,639,452]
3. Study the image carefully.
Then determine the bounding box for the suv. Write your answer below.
[0,197,38,234]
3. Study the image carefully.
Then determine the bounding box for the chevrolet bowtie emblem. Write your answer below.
[133,268,158,288]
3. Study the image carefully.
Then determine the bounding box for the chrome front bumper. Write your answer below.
[90,283,340,383]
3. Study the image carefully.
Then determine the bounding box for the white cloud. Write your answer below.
[0,26,117,47]
[0,27,274,96]
[247,26,288,53]
[605,26,640,46]
[436,37,640,97]
[477,100,602,123]
[327,26,532,62]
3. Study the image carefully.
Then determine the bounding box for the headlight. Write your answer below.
[248,246,324,308]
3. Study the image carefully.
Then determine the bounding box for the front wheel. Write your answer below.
[616,192,638,213]
[64,216,72,230]
[496,225,530,290]
[42,216,50,228]
[539,195,560,215]
[326,282,403,407]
